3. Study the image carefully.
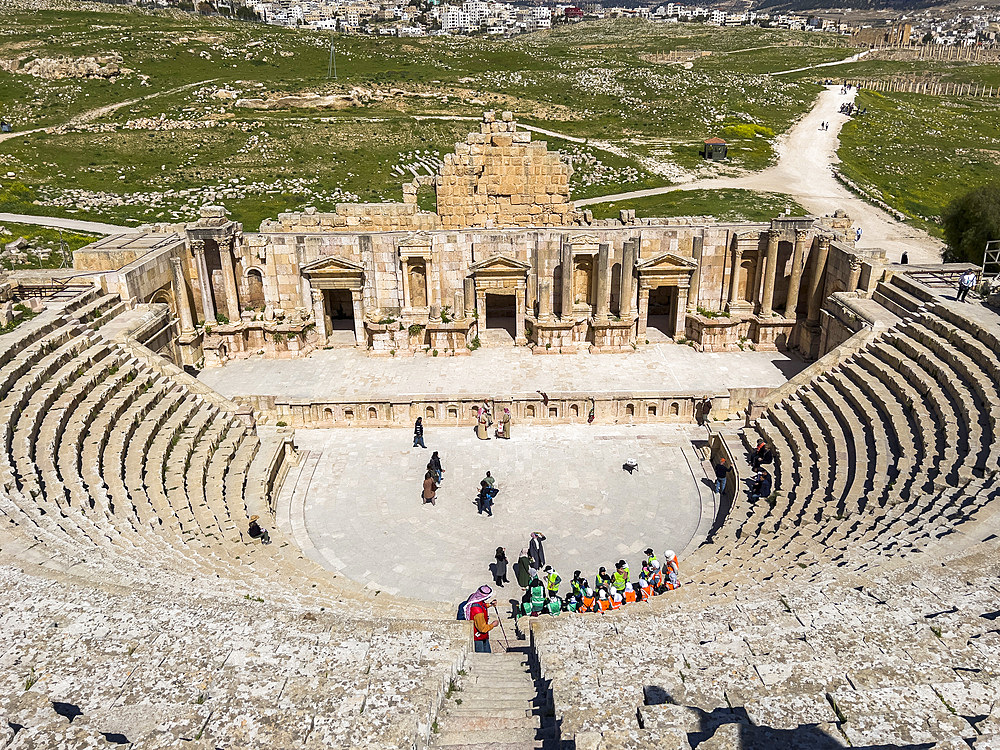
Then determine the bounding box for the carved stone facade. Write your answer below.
[70,114,882,367]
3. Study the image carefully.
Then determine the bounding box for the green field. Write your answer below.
[0,221,98,270]
[838,89,1000,237]
[586,189,807,223]
[0,3,850,228]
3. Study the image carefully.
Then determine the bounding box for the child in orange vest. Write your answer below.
[639,578,654,601]
[623,583,637,604]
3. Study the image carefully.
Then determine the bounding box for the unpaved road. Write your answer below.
[0,78,216,145]
[0,213,130,235]
[577,85,942,264]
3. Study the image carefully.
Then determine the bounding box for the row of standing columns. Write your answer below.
[186,239,242,325]
[538,239,639,321]
[725,230,828,320]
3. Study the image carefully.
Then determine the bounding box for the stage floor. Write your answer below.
[275,424,714,604]
[199,341,805,401]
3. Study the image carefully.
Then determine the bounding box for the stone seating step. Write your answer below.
[872,279,926,318]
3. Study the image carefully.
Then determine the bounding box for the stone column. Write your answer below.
[463,277,476,318]
[806,235,832,326]
[688,235,703,312]
[848,254,864,292]
[674,285,689,338]
[784,230,810,318]
[560,243,574,319]
[191,240,215,324]
[427,257,440,309]
[170,256,195,335]
[220,243,241,322]
[595,243,611,321]
[514,289,526,345]
[400,258,412,309]
[759,229,780,318]
[726,245,745,313]
[311,288,327,346]
[637,284,650,337]
[351,289,365,345]
[453,289,465,321]
[537,279,552,320]
[620,240,637,318]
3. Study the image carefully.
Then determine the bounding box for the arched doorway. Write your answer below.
[245,269,265,310]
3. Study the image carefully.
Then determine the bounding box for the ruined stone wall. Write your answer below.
[435,111,581,230]
[259,203,440,234]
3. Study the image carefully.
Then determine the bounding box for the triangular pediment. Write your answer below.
[301,255,365,275]
[636,252,698,272]
[563,233,601,248]
[398,232,433,248]
[469,254,531,273]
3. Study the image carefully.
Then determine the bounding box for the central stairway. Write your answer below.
[432,646,558,749]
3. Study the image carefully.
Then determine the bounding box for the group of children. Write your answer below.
[516,548,680,619]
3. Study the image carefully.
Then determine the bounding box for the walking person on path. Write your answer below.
[492,547,509,587]
[528,532,546,569]
[515,549,532,588]
[413,417,425,449]
[422,470,438,506]
[477,480,496,516]
[429,451,445,485]
[464,586,499,652]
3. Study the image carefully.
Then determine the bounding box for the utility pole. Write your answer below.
[328,39,338,80]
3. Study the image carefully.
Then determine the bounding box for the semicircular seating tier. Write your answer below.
[0,289,466,749]
[530,285,1000,749]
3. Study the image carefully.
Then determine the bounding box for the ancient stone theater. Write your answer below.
[0,111,997,750]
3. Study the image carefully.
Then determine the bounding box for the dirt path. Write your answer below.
[0,78,217,145]
[576,85,942,264]
[0,212,129,235]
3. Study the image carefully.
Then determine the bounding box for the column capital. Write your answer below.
[767,228,782,241]
[311,288,324,303]
[795,228,812,241]
[817,234,832,250]
[190,239,205,254]
[849,255,864,271]
[732,246,744,260]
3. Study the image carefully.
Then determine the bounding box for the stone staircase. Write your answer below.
[432,647,559,750]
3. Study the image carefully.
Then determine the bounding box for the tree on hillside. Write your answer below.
[942,183,1000,265]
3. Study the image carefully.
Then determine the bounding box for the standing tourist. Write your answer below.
[492,547,509,587]
[714,457,729,495]
[422,470,437,506]
[698,397,713,426]
[515,549,532,588]
[464,586,498,652]
[612,560,629,596]
[413,417,425,448]
[957,269,978,303]
[544,566,561,598]
[475,407,490,440]
[528,532,547,569]
[495,408,512,439]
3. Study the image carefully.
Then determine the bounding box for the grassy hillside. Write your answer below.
[837,89,1000,237]
[0,3,848,227]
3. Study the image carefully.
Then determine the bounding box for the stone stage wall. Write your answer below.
[229,386,772,429]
